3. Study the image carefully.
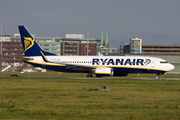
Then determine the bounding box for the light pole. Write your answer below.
[0,21,3,55]
[85,27,90,56]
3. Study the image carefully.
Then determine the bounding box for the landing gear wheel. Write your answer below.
[156,75,159,78]
[87,74,93,77]
[86,72,93,77]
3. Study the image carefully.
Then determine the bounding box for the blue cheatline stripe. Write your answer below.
[91,65,168,72]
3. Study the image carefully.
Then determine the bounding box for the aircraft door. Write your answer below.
[151,60,155,68]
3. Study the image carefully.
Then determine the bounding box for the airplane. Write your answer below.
[18,25,175,78]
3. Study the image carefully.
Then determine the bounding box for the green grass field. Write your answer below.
[1,72,180,78]
[0,72,180,119]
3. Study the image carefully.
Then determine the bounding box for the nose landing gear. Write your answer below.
[156,72,164,78]
[156,75,159,78]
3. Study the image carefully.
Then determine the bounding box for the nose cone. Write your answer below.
[168,64,175,71]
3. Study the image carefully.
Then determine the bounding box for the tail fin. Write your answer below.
[18,25,56,57]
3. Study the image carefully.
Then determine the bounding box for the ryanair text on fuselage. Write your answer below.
[92,58,151,66]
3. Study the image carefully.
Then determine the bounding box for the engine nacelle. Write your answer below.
[95,67,114,76]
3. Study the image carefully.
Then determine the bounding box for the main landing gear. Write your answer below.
[86,71,103,78]
[86,72,93,77]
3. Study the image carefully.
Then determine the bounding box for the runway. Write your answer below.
[0,76,180,80]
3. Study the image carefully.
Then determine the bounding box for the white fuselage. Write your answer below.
[27,55,174,75]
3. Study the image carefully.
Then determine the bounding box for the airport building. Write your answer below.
[142,44,180,54]
[37,37,61,55]
[38,35,101,56]
[0,41,24,68]
[120,38,180,55]
[100,46,117,55]
[0,34,24,69]
[58,37,101,56]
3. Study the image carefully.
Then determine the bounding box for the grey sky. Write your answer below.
[1,0,180,48]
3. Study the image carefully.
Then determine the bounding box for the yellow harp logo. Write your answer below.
[24,37,34,52]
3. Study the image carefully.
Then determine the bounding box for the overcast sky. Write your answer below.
[1,0,180,48]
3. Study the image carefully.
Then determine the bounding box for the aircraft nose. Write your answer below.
[168,64,175,71]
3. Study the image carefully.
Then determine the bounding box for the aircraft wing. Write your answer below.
[40,51,96,71]
[51,62,97,72]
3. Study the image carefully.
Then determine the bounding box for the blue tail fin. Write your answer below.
[18,25,56,57]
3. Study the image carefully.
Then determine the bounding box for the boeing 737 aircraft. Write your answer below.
[18,25,175,77]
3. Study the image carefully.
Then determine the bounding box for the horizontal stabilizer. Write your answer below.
[22,57,34,61]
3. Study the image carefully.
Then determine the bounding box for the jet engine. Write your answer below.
[95,67,114,77]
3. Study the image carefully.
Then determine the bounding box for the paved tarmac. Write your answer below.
[0,76,180,80]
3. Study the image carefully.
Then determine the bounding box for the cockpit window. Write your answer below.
[160,61,168,64]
